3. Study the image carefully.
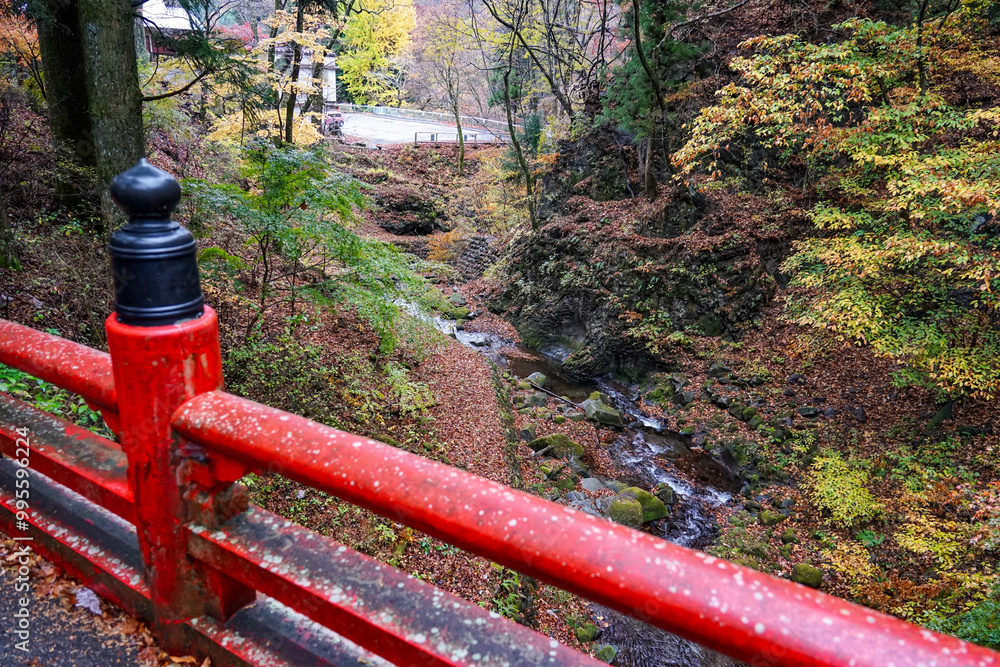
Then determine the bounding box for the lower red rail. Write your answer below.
[173,390,1000,667]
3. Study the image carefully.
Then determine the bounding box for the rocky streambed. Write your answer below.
[411,295,743,666]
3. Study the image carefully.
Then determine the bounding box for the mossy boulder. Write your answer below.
[791,563,823,588]
[582,397,625,428]
[527,433,586,458]
[554,477,577,491]
[780,528,798,544]
[607,497,643,528]
[575,623,598,643]
[519,423,537,441]
[527,372,547,386]
[627,487,669,523]
[759,511,785,526]
[594,644,618,663]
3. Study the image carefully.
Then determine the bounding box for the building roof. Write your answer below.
[141,0,193,31]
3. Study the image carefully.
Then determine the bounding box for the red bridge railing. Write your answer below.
[1,161,997,667]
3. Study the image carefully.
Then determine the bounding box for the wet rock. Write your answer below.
[575,623,599,643]
[791,563,823,588]
[527,372,547,387]
[527,433,586,458]
[744,500,762,512]
[780,498,795,508]
[823,407,836,418]
[519,423,537,441]
[581,478,605,492]
[607,497,643,528]
[626,487,669,523]
[787,373,806,385]
[848,406,866,423]
[957,425,985,436]
[784,388,796,397]
[797,406,820,418]
[759,511,786,526]
[654,483,676,506]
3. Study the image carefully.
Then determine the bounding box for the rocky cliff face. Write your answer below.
[490,184,801,379]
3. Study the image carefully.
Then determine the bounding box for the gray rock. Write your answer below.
[524,392,549,407]
[787,373,807,385]
[673,390,697,406]
[519,423,536,441]
[580,477,605,492]
[707,361,732,378]
[566,412,587,422]
[797,406,820,418]
[565,491,586,502]
[527,372,547,386]
[605,481,628,493]
[582,398,625,428]
[448,292,466,305]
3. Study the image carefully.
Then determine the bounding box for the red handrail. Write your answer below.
[2,317,999,667]
[0,320,117,412]
[173,389,1000,667]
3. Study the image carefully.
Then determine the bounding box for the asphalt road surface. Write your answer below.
[340,113,499,146]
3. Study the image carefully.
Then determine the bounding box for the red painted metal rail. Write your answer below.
[1,313,999,667]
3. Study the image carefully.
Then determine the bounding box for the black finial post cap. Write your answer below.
[108,159,204,327]
[109,158,182,220]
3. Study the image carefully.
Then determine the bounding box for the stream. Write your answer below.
[412,305,743,667]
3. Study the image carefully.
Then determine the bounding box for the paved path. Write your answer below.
[341,113,499,146]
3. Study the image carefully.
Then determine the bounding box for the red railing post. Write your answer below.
[104,161,254,648]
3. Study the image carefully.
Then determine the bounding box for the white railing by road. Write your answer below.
[337,104,520,136]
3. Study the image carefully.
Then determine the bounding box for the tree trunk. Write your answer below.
[0,196,18,270]
[35,0,97,214]
[78,0,145,232]
[453,102,465,177]
[503,70,536,231]
[284,2,305,145]
[643,137,657,200]
[35,0,144,232]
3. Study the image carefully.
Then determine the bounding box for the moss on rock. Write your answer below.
[627,487,669,523]
[608,497,643,528]
[527,433,586,458]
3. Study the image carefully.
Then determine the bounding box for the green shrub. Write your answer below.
[808,451,883,527]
